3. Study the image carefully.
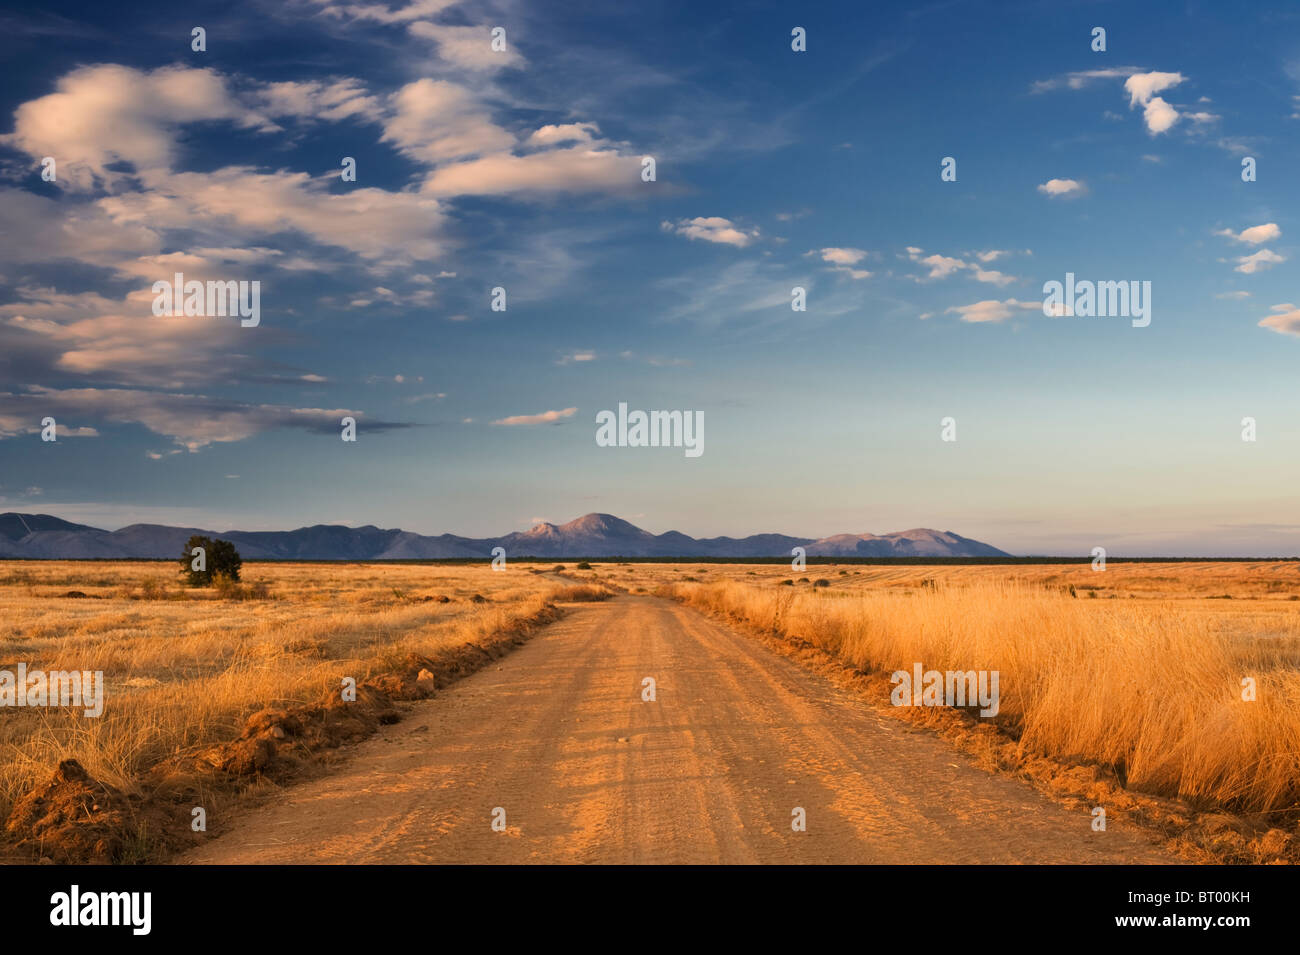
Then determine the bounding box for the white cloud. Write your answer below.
[381,78,514,164]
[527,123,601,147]
[1,65,270,191]
[815,247,867,266]
[311,1,459,26]
[1259,304,1300,337]
[919,254,966,279]
[100,168,450,263]
[1124,72,1186,134]
[1217,223,1281,245]
[810,247,872,279]
[905,248,1015,285]
[1125,71,1185,107]
[406,22,522,70]
[1037,178,1086,198]
[1235,249,1286,274]
[1030,67,1146,93]
[1141,96,1180,134]
[662,217,759,248]
[1033,68,1188,135]
[491,407,578,426]
[258,79,380,122]
[971,268,1015,287]
[423,144,643,197]
[943,299,1041,324]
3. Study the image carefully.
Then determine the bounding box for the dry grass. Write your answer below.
[0,561,593,822]
[646,567,1300,816]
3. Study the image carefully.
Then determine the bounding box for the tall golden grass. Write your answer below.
[0,561,595,821]
[671,578,1300,814]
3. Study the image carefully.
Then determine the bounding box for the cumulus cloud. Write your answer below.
[815,247,867,266]
[100,168,450,263]
[662,217,759,247]
[809,247,871,279]
[0,286,289,389]
[1124,72,1185,134]
[527,123,601,147]
[0,190,162,270]
[1033,67,1189,135]
[1141,97,1179,133]
[1216,223,1281,245]
[379,80,647,198]
[491,407,578,426]
[1125,72,1186,108]
[0,50,658,450]
[1037,178,1086,198]
[1,65,271,191]
[904,248,1016,285]
[1259,304,1300,337]
[1235,249,1286,274]
[381,78,515,163]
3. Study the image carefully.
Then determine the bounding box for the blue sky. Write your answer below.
[0,0,1298,555]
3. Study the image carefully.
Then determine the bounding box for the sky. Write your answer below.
[0,0,1298,556]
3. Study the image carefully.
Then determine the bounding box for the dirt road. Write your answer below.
[183,595,1172,864]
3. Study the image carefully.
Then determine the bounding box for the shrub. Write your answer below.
[179,535,242,587]
[576,561,592,570]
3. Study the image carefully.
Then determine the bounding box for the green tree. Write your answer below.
[180,535,242,587]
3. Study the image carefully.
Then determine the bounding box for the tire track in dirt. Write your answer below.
[181,595,1173,864]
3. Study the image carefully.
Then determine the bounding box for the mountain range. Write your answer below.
[0,512,1011,560]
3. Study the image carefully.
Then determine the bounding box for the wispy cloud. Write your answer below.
[491,407,578,426]
[0,387,410,450]
[942,299,1041,324]
[1235,249,1285,274]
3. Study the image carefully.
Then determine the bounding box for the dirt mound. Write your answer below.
[5,760,135,863]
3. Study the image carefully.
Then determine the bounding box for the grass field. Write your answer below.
[2,558,1297,862]
[0,560,600,843]
[586,560,1300,818]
